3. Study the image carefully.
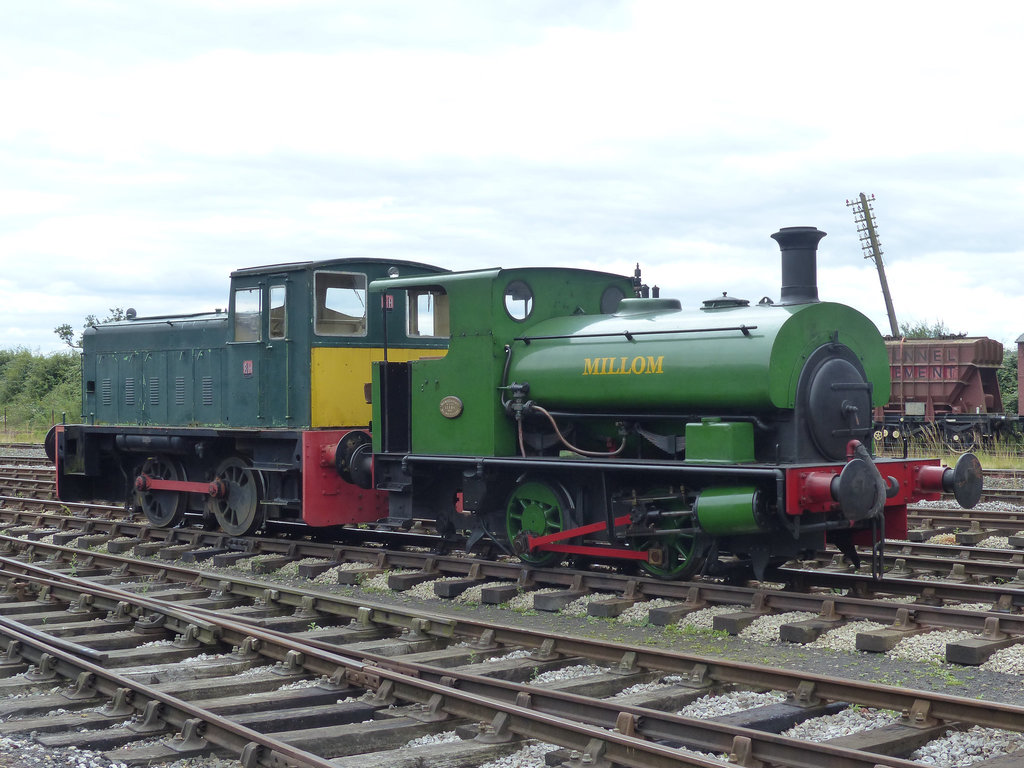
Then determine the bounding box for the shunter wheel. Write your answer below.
[637,515,704,581]
[505,478,571,567]
[206,457,265,536]
[136,456,187,528]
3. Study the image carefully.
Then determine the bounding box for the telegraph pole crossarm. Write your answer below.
[847,192,899,337]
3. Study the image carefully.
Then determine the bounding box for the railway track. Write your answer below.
[0,454,51,468]
[4,496,1024,664]
[3,458,1024,763]
[6,456,1024,753]
[3,534,1024,767]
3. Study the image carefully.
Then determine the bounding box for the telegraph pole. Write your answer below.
[847,193,900,337]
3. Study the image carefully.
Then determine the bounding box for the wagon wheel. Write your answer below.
[135,456,187,528]
[945,429,979,453]
[207,457,265,536]
[505,478,572,567]
[637,515,705,580]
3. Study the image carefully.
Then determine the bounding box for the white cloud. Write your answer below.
[1,0,1023,359]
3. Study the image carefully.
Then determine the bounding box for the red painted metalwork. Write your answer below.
[531,542,652,561]
[786,459,941,516]
[301,430,389,526]
[526,515,652,561]
[915,464,948,495]
[134,474,225,497]
[793,468,840,514]
[529,515,633,547]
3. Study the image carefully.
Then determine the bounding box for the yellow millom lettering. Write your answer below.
[582,355,664,376]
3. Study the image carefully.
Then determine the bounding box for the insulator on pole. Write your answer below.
[848,192,899,337]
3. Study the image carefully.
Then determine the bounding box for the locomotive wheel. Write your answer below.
[136,456,187,528]
[638,519,703,580]
[505,479,571,567]
[207,457,265,536]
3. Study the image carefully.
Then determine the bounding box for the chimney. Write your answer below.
[772,226,826,305]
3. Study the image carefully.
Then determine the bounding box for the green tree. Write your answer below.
[54,307,125,349]
[999,348,1018,415]
[897,319,963,339]
[0,348,81,433]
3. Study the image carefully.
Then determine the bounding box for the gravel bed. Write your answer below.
[561,593,607,617]
[676,690,786,718]
[268,557,332,578]
[783,706,901,739]
[807,620,886,653]
[982,645,1024,675]
[494,650,532,661]
[404,730,461,747]
[915,499,1024,513]
[976,535,1010,548]
[615,597,678,625]
[403,576,467,601]
[87,536,136,554]
[360,569,416,591]
[532,663,609,684]
[309,560,380,585]
[478,741,561,768]
[887,630,975,664]
[0,737,239,768]
[506,588,560,612]
[910,725,1024,767]
[613,674,686,698]
[676,605,735,630]
[738,611,817,643]
[456,580,517,604]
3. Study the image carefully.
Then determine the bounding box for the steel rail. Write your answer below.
[0,558,955,768]
[4,527,1024,646]
[0,500,449,550]
[8,492,1024,587]
[0,561,749,768]
[0,607,343,768]
[0,495,128,519]
[179,603,939,768]
[0,468,55,481]
[5,539,1024,738]
[821,540,1024,579]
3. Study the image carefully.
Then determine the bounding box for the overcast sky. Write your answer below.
[3,0,1022,355]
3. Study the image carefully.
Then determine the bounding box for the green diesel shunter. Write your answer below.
[52,257,449,534]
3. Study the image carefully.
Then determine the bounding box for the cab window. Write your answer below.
[269,284,286,339]
[408,287,449,338]
[315,271,367,336]
[504,280,534,321]
[233,287,261,342]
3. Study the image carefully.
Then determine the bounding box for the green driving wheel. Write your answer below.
[505,479,571,566]
[638,515,704,580]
